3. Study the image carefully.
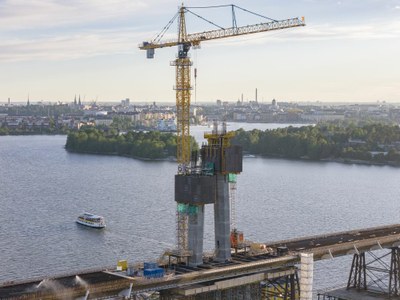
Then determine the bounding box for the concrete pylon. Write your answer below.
[214,174,231,262]
[300,252,314,300]
[188,205,205,266]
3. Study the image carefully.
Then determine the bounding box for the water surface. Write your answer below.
[0,124,398,294]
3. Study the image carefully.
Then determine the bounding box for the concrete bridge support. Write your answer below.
[300,253,314,300]
[188,205,205,266]
[214,174,231,262]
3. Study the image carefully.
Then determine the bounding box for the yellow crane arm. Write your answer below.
[139,17,304,50]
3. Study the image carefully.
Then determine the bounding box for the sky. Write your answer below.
[0,0,399,104]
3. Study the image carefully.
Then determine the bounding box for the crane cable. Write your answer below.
[186,4,278,22]
[184,8,225,30]
[194,49,198,104]
[151,11,180,44]
[152,4,281,46]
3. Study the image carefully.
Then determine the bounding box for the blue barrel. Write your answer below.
[144,262,157,270]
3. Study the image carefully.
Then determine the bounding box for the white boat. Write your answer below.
[76,212,106,228]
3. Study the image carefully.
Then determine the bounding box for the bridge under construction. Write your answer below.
[1,4,398,300]
[2,223,400,299]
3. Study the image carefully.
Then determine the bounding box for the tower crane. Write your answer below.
[139,4,305,260]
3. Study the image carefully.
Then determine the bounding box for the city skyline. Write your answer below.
[0,0,399,103]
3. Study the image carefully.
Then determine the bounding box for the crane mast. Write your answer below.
[171,6,192,255]
[140,4,305,263]
[173,6,192,173]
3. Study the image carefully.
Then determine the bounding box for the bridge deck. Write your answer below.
[266,223,400,258]
[1,223,400,299]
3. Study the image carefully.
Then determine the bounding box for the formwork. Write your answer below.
[200,145,242,174]
[175,175,216,204]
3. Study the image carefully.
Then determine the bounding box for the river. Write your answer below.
[1,123,399,296]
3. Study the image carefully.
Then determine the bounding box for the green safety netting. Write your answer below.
[228,173,237,183]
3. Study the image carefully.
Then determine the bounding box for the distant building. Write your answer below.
[95,118,113,127]
[156,119,177,131]
[301,111,345,122]
[121,98,130,106]
[272,99,278,109]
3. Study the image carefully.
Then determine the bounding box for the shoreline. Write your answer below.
[65,148,176,162]
[257,153,400,167]
[66,148,400,167]
[3,131,399,167]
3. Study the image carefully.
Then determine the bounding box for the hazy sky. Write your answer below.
[0,0,399,103]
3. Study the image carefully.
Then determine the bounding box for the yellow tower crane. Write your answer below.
[139,4,305,256]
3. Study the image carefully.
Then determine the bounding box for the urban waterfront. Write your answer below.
[1,124,400,294]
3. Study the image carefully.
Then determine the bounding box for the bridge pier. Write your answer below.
[214,174,231,262]
[300,253,313,300]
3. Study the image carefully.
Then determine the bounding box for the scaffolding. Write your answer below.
[228,173,237,230]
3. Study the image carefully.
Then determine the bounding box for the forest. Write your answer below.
[65,127,198,160]
[231,123,400,164]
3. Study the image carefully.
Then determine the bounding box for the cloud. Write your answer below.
[0,0,173,31]
[207,20,400,48]
[0,0,178,62]
[1,1,399,62]
[2,19,399,62]
[295,21,400,40]
[0,28,147,62]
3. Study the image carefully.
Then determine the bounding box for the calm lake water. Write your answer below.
[1,123,399,296]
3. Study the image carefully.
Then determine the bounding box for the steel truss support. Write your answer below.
[347,251,366,290]
[261,272,300,300]
[346,248,400,296]
[389,247,400,295]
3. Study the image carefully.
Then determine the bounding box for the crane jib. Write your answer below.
[139,17,305,52]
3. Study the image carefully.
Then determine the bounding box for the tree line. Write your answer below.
[232,123,400,164]
[65,127,198,160]
[0,122,69,136]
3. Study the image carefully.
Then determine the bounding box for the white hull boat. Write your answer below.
[76,212,106,228]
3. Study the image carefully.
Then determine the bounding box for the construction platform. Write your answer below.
[0,271,132,299]
[0,254,297,299]
[317,287,400,299]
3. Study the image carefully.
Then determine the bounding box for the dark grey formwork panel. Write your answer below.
[201,145,243,174]
[224,145,243,173]
[175,174,216,204]
[201,146,222,172]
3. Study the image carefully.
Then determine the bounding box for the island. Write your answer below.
[65,127,198,160]
[232,122,400,165]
